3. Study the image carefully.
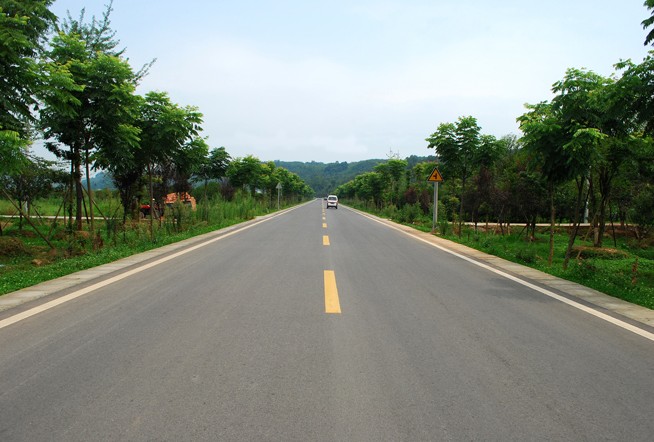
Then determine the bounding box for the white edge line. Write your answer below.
[350,208,654,343]
[0,207,298,330]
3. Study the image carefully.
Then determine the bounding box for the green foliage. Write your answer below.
[274,157,435,196]
[38,3,141,229]
[642,0,654,46]
[630,183,654,239]
[515,246,538,264]
[226,155,313,201]
[196,147,230,185]
[0,155,59,207]
[0,130,29,175]
[227,155,265,196]
[438,220,450,235]
[0,0,56,135]
[0,0,56,173]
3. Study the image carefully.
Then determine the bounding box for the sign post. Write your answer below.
[427,167,443,233]
[276,182,282,210]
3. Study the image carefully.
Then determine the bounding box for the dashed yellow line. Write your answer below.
[323,235,330,246]
[324,270,341,314]
[322,223,327,228]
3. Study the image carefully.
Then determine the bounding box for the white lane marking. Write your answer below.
[0,206,302,330]
[351,208,654,343]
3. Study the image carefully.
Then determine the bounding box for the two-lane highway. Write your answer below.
[1,199,653,441]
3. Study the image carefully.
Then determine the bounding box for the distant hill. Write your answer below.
[89,155,437,195]
[275,155,436,196]
[89,171,115,190]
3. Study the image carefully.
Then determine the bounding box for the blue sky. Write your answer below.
[48,0,652,163]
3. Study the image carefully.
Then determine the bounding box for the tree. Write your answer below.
[615,54,654,135]
[0,0,56,173]
[39,3,142,231]
[642,0,654,46]
[518,101,572,265]
[227,155,264,196]
[426,116,482,234]
[135,91,203,223]
[0,155,59,231]
[197,147,230,194]
[551,68,636,249]
[374,159,408,206]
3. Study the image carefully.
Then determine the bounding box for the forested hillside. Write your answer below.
[275,155,435,196]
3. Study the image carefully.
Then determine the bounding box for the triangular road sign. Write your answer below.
[427,167,444,182]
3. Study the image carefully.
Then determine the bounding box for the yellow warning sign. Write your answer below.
[427,167,444,182]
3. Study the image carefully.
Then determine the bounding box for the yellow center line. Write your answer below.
[323,235,330,246]
[322,223,327,228]
[324,270,341,314]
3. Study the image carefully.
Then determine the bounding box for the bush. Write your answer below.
[398,203,421,223]
[438,220,450,235]
[516,246,538,264]
[570,259,598,279]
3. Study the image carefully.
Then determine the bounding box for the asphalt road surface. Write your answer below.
[1,200,653,441]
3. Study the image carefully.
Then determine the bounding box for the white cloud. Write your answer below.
[48,0,653,163]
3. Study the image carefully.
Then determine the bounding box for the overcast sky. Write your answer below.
[47,0,652,163]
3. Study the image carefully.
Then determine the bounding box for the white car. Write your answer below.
[326,195,338,209]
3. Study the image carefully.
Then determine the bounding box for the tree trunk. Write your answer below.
[458,175,467,237]
[148,162,154,241]
[85,148,95,234]
[563,177,587,270]
[549,185,555,266]
[204,178,209,222]
[594,167,615,248]
[73,146,83,231]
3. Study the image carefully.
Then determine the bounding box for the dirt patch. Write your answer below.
[572,245,630,260]
[0,237,31,257]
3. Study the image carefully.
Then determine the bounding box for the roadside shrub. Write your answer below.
[403,187,418,205]
[399,203,421,223]
[418,190,431,214]
[65,232,90,257]
[381,204,399,220]
[516,246,538,264]
[570,259,598,279]
[438,220,449,235]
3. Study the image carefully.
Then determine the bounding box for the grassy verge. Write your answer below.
[344,200,654,310]
[0,195,304,296]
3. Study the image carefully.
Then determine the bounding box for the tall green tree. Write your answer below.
[551,68,636,249]
[195,146,231,210]
[0,0,56,173]
[39,3,142,231]
[528,69,604,268]
[426,116,481,234]
[227,155,264,196]
[374,158,408,206]
[135,91,204,220]
[518,101,571,264]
